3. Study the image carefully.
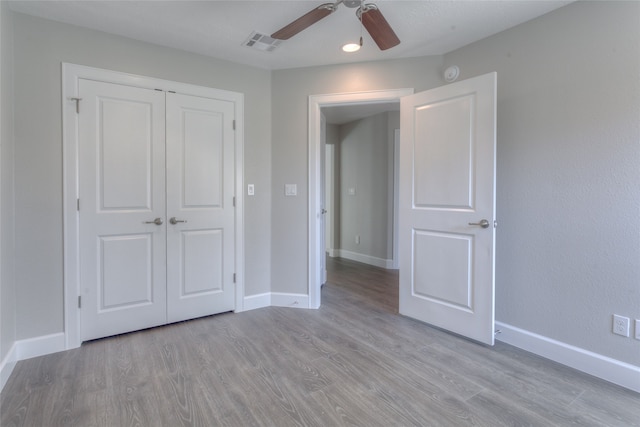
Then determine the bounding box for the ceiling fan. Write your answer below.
[271,0,400,51]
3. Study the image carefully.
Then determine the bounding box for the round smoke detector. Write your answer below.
[444,65,460,83]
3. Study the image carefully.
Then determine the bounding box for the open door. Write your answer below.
[399,73,496,345]
[319,114,328,285]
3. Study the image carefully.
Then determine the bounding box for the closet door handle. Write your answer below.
[169,217,187,225]
[144,218,163,225]
[468,219,490,228]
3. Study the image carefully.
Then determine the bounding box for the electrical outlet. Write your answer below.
[355,235,360,245]
[635,319,640,340]
[613,314,630,337]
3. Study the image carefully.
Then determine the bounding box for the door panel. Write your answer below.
[100,98,154,210]
[399,72,496,345]
[412,230,472,310]
[79,79,167,341]
[182,229,223,294]
[413,95,474,209]
[100,234,154,308]
[182,110,224,207]
[166,93,235,323]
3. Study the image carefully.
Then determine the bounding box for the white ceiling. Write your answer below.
[7,0,572,71]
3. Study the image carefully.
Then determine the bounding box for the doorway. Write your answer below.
[308,89,413,309]
[322,105,399,269]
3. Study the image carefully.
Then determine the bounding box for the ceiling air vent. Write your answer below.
[243,31,282,52]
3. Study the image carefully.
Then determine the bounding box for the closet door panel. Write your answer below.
[78,79,167,341]
[166,93,236,322]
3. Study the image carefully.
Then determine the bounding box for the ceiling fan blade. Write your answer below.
[271,4,334,40]
[360,5,400,50]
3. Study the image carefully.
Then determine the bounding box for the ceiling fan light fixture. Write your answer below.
[342,42,361,52]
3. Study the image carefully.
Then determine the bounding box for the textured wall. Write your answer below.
[338,112,391,260]
[11,13,272,339]
[0,2,16,363]
[444,0,640,365]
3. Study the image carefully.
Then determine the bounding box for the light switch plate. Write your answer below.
[247,184,255,196]
[285,184,297,196]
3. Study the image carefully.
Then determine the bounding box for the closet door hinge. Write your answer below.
[233,273,236,283]
[232,120,236,130]
[77,199,80,211]
[233,197,236,207]
[78,296,82,309]
[70,97,82,114]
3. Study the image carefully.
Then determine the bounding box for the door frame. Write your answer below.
[308,88,413,308]
[62,63,245,349]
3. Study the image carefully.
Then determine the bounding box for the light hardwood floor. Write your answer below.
[2,256,639,426]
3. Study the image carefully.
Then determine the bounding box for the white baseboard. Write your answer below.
[495,321,640,393]
[242,292,271,311]
[16,332,66,360]
[326,248,339,258]
[244,292,312,310]
[336,249,394,269]
[271,292,310,309]
[0,332,66,392]
[0,342,18,391]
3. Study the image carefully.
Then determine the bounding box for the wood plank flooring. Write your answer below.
[2,256,639,426]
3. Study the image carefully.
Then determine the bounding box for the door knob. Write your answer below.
[469,219,490,228]
[144,218,163,225]
[169,217,187,225]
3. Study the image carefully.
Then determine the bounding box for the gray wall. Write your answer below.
[271,56,444,293]
[444,0,640,365]
[338,112,391,260]
[1,2,16,363]
[10,13,272,340]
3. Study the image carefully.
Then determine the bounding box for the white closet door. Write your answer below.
[79,79,167,341]
[165,93,236,323]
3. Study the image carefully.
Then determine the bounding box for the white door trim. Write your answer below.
[393,129,400,269]
[62,63,245,349]
[308,88,413,309]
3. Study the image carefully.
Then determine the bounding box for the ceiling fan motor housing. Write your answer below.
[343,0,361,8]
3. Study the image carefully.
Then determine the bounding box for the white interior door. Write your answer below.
[79,79,167,341]
[165,93,236,323]
[319,114,327,284]
[399,73,497,345]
